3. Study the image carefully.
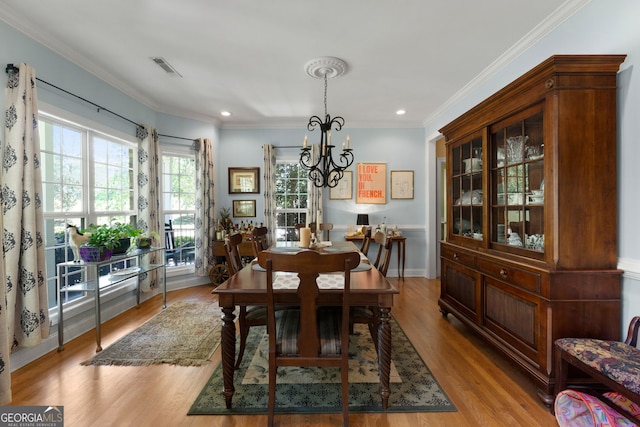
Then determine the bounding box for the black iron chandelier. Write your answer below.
[300,57,354,188]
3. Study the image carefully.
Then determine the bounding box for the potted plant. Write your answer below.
[136,230,161,249]
[79,224,121,262]
[109,222,142,254]
[79,223,143,261]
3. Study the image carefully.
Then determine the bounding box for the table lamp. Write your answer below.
[356,214,369,226]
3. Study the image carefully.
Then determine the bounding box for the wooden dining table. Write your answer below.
[212,241,399,410]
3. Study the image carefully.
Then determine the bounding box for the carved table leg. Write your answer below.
[377,306,392,409]
[221,306,236,409]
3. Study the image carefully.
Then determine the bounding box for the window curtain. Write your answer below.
[307,144,323,226]
[1,63,50,404]
[263,144,276,244]
[136,125,161,293]
[194,137,215,277]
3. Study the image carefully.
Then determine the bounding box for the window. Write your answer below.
[39,113,137,309]
[274,162,308,242]
[162,151,196,270]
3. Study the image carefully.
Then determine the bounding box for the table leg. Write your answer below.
[401,240,405,278]
[221,306,237,409]
[377,306,392,409]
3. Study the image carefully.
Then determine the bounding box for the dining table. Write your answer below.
[212,241,399,410]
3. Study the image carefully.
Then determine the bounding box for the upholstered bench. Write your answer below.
[554,316,640,426]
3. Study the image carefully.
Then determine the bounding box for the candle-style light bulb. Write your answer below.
[346,135,350,149]
[303,136,307,148]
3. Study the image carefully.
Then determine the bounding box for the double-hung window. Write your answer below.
[161,149,196,273]
[39,111,137,310]
[274,161,308,242]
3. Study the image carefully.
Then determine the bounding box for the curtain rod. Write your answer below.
[6,63,198,143]
[262,145,302,149]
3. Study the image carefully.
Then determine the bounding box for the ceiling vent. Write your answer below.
[151,57,182,77]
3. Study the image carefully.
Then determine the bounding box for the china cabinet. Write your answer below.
[439,55,626,404]
[57,247,166,352]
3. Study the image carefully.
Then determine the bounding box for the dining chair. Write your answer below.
[372,231,393,277]
[251,226,269,257]
[258,249,360,427]
[359,226,372,256]
[318,223,333,241]
[350,231,393,344]
[224,233,258,370]
[223,232,244,275]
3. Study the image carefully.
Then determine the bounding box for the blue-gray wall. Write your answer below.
[219,127,426,276]
[423,0,640,332]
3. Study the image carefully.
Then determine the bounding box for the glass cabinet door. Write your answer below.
[451,135,483,240]
[490,110,544,256]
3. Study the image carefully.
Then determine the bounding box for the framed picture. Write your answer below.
[356,162,386,204]
[330,170,352,200]
[232,200,256,217]
[391,170,414,199]
[228,167,260,194]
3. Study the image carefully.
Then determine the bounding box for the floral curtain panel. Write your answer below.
[136,125,161,293]
[263,145,276,244]
[194,137,215,277]
[1,63,50,404]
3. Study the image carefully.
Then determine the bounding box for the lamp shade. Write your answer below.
[356,214,369,226]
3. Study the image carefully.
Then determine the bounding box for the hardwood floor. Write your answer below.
[9,278,557,426]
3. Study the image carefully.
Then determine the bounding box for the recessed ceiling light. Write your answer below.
[221,111,231,117]
[396,109,406,115]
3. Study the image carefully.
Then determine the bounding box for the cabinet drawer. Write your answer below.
[477,259,541,294]
[442,246,476,267]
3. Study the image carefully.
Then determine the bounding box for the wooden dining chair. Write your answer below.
[251,226,269,257]
[258,249,360,427]
[224,233,257,370]
[318,223,333,241]
[223,233,244,275]
[372,231,393,277]
[350,231,393,344]
[359,226,372,256]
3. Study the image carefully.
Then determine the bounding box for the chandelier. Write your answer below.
[300,57,354,188]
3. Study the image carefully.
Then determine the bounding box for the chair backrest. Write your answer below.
[373,231,393,277]
[224,233,244,275]
[251,226,269,257]
[318,223,333,241]
[258,250,360,359]
[360,226,372,256]
[295,223,316,239]
[165,221,175,251]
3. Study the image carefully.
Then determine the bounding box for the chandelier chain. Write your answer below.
[324,72,328,117]
[299,58,353,188]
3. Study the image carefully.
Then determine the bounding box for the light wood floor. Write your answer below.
[9,277,557,426]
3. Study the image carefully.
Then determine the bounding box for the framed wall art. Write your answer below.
[329,170,352,200]
[228,167,260,194]
[356,162,386,204]
[391,170,414,199]
[232,199,256,218]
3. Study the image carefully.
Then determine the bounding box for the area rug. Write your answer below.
[188,319,456,415]
[82,301,222,366]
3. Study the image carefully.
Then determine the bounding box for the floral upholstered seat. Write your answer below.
[554,317,640,426]
[555,338,640,395]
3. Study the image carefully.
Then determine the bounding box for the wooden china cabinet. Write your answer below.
[438,55,626,405]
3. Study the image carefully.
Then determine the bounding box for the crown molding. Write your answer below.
[423,0,592,129]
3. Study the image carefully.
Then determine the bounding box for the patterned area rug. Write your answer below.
[82,301,222,366]
[188,318,456,414]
